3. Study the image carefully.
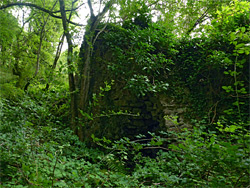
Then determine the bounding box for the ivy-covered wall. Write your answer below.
[82,21,249,143]
[81,25,186,142]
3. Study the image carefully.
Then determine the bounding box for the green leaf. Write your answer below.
[236,43,245,49]
[225,125,238,133]
[222,86,233,92]
[237,49,245,54]
[241,27,246,33]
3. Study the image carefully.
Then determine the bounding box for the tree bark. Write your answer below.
[45,33,65,91]
[24,1,58,91]
[77,0,115,140]
[59,0,81,139]
[186,7,210,35]
[78,0,115,112]
[0,2,83,26]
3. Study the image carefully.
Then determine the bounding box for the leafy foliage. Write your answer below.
[93,124,250,187]
[1,94,249,187]
[103,23,177,96]
[0,0,249,187]
[168,0,250,122]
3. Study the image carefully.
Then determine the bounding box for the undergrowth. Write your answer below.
[0,93,249,187]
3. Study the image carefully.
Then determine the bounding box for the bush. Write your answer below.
[94,124,250,187]
[0,90,249,187]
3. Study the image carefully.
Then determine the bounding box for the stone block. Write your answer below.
[176,108,185,114]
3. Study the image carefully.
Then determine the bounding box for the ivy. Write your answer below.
[103,23,176,97]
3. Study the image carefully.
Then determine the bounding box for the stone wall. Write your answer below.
[82,38,191,143]
[159,95,191,132]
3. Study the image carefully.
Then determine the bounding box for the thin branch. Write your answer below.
[88,0,94,17]
[92,22,108,55]
[24,12,37,25]
[51,152,59,188]
[131,137,176,143]
[24,1,58,91]
[234,171,248,188]
[142,146,180,153]
[93,112,139,119]
[187,7,211,35]
[69,0,77,20]
[52,2,85,13]
[18,168,41,186]
[229,94,250,98]
[54,34,65,69]
[208,101,220,125]
[0,2,84,26]
[99,0,115,19]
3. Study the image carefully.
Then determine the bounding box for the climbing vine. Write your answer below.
[103,23,177,97]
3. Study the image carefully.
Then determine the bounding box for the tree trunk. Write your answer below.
[79,0,115,104]
[78,0,115,124]
[45,33,65,91]
[59,0,81,139]
[24,1,58,91]
[59,0,114,141]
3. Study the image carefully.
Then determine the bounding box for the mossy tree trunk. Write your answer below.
[60,0,115,141]
[78,0,114,112]
[59,0,79,137]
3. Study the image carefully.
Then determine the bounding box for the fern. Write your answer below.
[101,153,128,175]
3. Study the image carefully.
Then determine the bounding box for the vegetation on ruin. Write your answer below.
[0,0,249,187]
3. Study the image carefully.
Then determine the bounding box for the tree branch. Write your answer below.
[187,7,211,35]
[78,0,115,128]
[99,0,115,19]
[59,0,79,138]
[24,1,58,91]
[0,2,84,26]
[88,0,94,17]
[52,2,85,14]
[44,33,65,90]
